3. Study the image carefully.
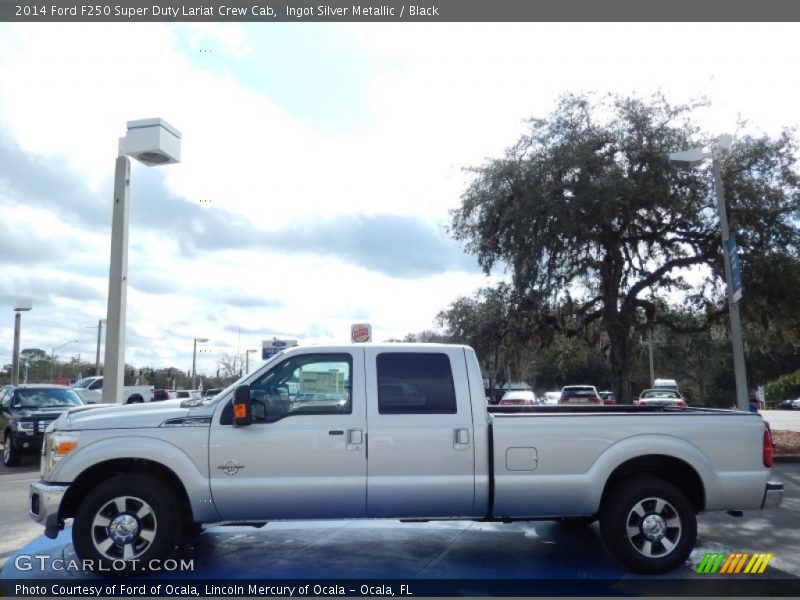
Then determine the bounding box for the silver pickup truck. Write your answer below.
[30,344,782,574]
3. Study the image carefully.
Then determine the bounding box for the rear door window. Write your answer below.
[376,353,456,414]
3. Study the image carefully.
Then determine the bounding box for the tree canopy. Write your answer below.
[449,93,800,400]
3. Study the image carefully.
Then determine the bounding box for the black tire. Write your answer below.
[599,476,696,574]
[182,520,204,541]
[72,475,180,573]
[3,431,22,467]
[126,396,143,404]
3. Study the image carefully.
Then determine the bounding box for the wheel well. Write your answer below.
[601,454,705,513]
[60,459,193,522]
[126,394,144,404]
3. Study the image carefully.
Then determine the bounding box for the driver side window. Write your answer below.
[235,353,353,424]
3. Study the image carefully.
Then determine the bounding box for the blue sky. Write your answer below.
[1,22,799,376]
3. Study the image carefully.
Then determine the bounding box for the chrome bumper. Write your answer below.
[762,480,784,510]
[29,481,69,539]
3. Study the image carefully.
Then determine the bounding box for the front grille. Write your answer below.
[35,420,54,434]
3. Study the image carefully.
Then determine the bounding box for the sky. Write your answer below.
[1,21,799,378]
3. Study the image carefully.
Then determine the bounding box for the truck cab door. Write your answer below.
[209,349,367,520]
[363,347,476,518]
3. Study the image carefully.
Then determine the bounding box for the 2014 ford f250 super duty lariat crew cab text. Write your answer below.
[29,344,783,573]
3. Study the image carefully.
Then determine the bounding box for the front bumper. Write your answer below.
[29,481,69,539]
[762,480,784,509]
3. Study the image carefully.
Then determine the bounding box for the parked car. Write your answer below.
[559,385,601,404]
[30,343,783,575]
[778,398,800,410]
[653,378,679,391]
[171,390,202,400]
[499,390,536,406]
[152,389,171,401]
[71,376,152,404]
[637,388,687,407]
[598,391,617,405]
[542,391,561,405]
[0,384,83,467]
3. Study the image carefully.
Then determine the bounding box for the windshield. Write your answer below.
[14,388,83,408]
[72,378,96,389]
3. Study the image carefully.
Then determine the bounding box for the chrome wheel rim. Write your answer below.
[625,496,682,558]
[90,496,157,561]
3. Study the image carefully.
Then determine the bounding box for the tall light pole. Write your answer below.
[245,349,258,374]
[11,299,32,385]
[670,135,749,411]
[192,338,208,390]
[50,340,79,381]
[102,119,181,404]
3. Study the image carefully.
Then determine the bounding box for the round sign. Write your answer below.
[351,324,371,343]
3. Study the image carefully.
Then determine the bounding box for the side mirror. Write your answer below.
[233,385,252,427]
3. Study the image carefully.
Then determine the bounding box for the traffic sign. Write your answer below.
[725,234,743,302]
[262,339,298,360]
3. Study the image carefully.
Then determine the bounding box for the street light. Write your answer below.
[50,340,79,381]
[245,349,258,374]
[102,119,181,404]
[11,299,32,385]
[192,338,209,390]
[669,134,749,411]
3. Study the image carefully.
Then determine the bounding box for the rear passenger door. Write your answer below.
[364,347,476,518]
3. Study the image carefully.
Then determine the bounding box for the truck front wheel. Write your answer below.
[3,431,22,467]
[73,475,179,572]
[599,476,696,573]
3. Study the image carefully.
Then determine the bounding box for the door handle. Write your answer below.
[346,428,363,451]
[454,428,470,450]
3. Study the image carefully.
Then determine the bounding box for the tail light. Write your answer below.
[559,395,568,404]
[588,396,599,403]
[603,399,614,406]
[676,400,686,407]
[763,427,773,468]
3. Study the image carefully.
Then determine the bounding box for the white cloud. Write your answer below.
[1,21,799,374]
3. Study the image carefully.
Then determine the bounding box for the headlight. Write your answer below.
[16,421,35,433]
[42,431,80,479]
[52,432,80,461]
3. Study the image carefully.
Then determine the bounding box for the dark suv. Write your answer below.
[0,384,83,467]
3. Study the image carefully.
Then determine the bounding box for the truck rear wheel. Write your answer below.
[599,476,696,573]
[73,475,179,572]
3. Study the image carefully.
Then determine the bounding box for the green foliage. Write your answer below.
[449,92,800,400]
[764,369,800,403]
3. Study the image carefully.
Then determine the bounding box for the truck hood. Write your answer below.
[54,400,193,431]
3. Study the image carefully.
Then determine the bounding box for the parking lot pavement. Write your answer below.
[2,452,797,595]
[762,409,800,432]
[2,476,798,596]
[0,461,42,570]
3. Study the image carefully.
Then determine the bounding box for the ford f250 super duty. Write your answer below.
[29,344,783,574]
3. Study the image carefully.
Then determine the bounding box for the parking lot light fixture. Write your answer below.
[669,134,748,411]
[103,119,181,404]
[192,338,209,390]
